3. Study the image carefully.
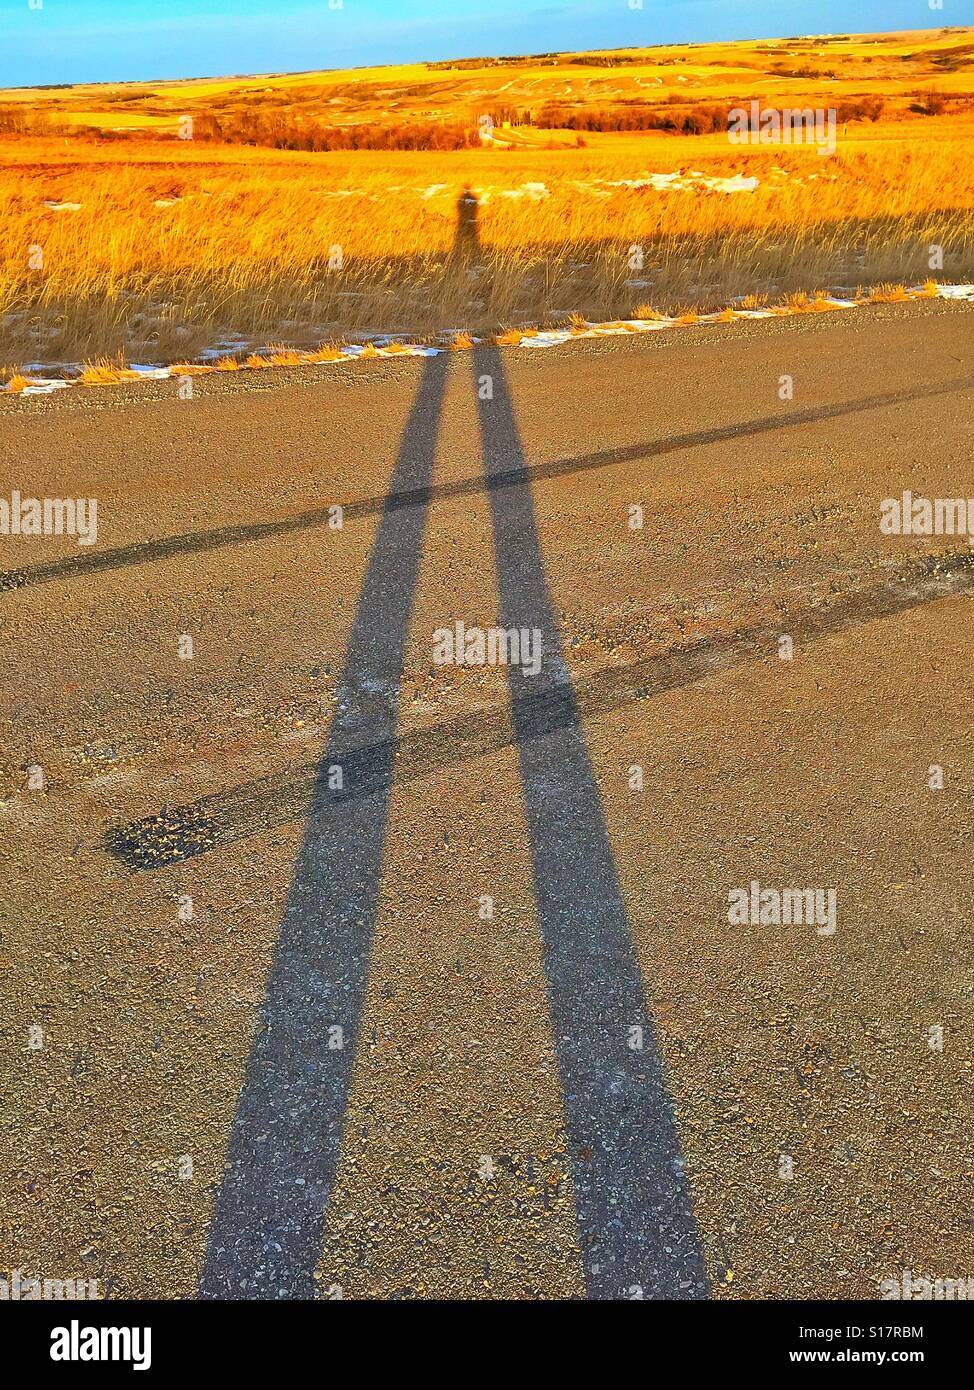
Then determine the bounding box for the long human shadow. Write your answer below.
[198,350,447,1299]
[473,345,710,1300]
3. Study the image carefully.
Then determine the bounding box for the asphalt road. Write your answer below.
[2,299,973,1300]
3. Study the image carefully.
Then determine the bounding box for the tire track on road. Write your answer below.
[105,549,974,874]
[5,373,973,595]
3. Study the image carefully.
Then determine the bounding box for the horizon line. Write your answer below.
[2,22,966,95]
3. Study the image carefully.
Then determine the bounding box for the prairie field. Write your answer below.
[2,27,974,369]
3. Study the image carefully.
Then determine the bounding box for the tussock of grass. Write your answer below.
[781,290,840,312]
[450,331,474,350]
[262,344,305,365]
[867,282,910,302]
[77,358,139,385]
[494,329,523,345]
[4,373,31,392]
[633,304,666,320]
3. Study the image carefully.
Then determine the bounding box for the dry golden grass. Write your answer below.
[866,281,912,301]
[77,358,140,385]
[781,290,840,312]
[6,132,968,366]
[266,346,307,365]
[2,29,974,365]
[306,345,346,361]
[3,272,959,391]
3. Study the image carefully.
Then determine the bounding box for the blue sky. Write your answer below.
[2,1,972,88]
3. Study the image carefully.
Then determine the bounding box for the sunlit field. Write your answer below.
[2,27,974,369]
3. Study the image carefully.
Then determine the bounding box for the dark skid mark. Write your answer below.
[5,372,974,594]
[476,346,709,1299]
[105,548,974,874]
[197,351,446,1300]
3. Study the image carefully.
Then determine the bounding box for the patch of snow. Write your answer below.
[128,364,173,378]
[500,182,550,201]
[520,331,573,348]
[592,171,758,195]
[707,174,760,194]
[16,379,71,395]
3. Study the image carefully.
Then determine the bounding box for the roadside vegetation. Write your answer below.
[1,28,972,367]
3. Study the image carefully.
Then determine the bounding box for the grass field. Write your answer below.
[2,27,974,369]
